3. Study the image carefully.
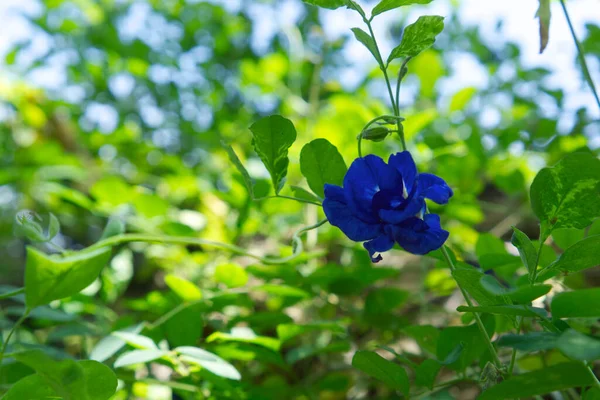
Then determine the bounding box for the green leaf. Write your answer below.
[47,213,60,240]
[276,321,346,343]
[584,387,600,400]
[1,374,58,400]
[497,332,559,352]
[164,274,203,301]
[299,138,347,198]
[552,288,600,318]
[504,285,552,304]
[479,362,596,399]
[387,16,444,64]
[511,227,538,276]
[545,234,600,275]
[176,346,241,380]
[222,142,254,198]
[11,350,117,400]
[352,350,409,395]
[114,349,168,368]
[214,263,249,288]
[415,359,441,389]
[536,0,551,53]
[207,327,281,352]
[254,284,310,299]
[0,286,24,300]
[372,0,433,17]
[530,152,600,234]
[100,216,125,240]
[403,325,439,355]
[111,332,158,350]
[25,247,112,308]
[290,185,323,203]
[556,329,600,361]
[452,265,508,306]
[301,0,349,9]
[249,115,297,194]
[15,210,46,242]
[436,316,495,371]
[89,324,144,362]
[449,87,476,112]
[351,28,383,67]
[457,305,546,318]
[162,303,204,347]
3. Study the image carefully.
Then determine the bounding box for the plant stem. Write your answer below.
[394,57,411,150]
[559,0,600,111]
[254,194,322,206]
[84,219,329,265]
[0,307,31,363]
[441,246,503,370]
[363,19,398,118]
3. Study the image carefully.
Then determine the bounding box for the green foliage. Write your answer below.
[249,115,297,194]
[299,138,347,198]
[372,0,434,17]
[480,362,596,399]
[1,0,600,398]
[387,16,445,64]
[352,350,409,395]
[25,247,111,308]
[530,152,600,236]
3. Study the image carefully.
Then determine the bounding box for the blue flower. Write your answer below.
[323,151,453,262]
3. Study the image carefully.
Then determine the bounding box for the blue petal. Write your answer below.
[363,233,395,263]
[323,187,381,242]
[324,184,345,202]
[418,173,453,204]
[343,155,401,223]
[389,151,417,190]
[386,214,449,255]
[377,183,423,224]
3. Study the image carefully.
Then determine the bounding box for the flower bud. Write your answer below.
[361,126,390,142]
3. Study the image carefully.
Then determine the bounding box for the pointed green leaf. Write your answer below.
[302,0,349,9]
[176,346,241,380]
[511,227,538,276]
[352,350,409,395]
[546,234,600,274]
[372,0,433,17]
[457,305,546,318]
[479,362,595,399]
[536,0,551,53]
[249,115,297,194]
[351,28,383,67]
[114,349,168,368]
[415,359,441,389]
[25,247,112,308]
[11,350,117,400]
[111,332,158,350]
[530,152,600,234]
[552,288,600,318]
[164,274,203,301]
[387,16,444,64]
[222,142,254,198]
[299,138,347,198]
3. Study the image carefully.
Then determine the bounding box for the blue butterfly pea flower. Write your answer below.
[323,151,453,262]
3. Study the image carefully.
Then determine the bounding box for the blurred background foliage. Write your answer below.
[0,0,599,399]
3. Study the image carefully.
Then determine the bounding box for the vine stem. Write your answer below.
[357,114,405,157]
[559,0,600,111]
[83,219,328,265]
[254,194,322,206]
[440,246,503,370]
[0,307,31,363]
